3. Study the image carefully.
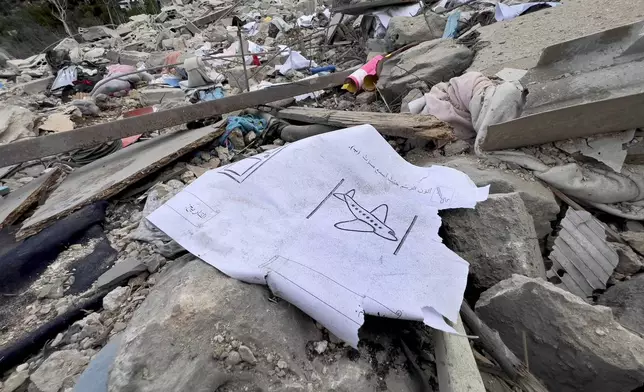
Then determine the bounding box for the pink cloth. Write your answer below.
[408,72,493,140]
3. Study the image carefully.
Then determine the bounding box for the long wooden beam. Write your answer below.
[277,107,455,141]
[0,70,352,167]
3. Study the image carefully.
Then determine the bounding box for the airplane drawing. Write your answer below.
[333,189,397,241]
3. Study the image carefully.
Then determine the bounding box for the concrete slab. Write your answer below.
[467,0,644,75]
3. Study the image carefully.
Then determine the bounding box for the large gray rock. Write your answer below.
[598,274,644,336]
[385,13,446,51]
[0,105,37,145]
[476,275,644,392]
[377,39,472,103]
[31,350,90,392]
[108,259,413,392]
[427,156,559,239]
[441,192,545,289]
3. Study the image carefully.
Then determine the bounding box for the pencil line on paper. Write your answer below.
[394,215,417,255]
[267,269,361,326]
[306,178,345,219]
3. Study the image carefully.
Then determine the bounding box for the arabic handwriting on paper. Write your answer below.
[349,145,439,198]
[186,204,208,219]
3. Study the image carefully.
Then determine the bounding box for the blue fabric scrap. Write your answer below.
[219,115,267,147]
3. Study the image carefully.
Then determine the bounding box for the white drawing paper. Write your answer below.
[148,125,488,346]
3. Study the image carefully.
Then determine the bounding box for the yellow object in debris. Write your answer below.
[342,82,358,93]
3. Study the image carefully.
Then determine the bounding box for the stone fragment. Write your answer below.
[119,51,150,66]
[3,370,29,392]
[40,113,74,133]
[441,192,545,289]
[238,345,256,364]
[476,275,644,392]
[314,340,328,354]
[225,351,242,366]
[435,156,559,239]
[356,91,377,105]
[444,140,471,156]
[108,258,401,392]
[72,335,122,392]
[622,231,644,254]
[385,12,447,51]
[30,350,89,392]
[400,88,423,113]
[377,39,473,103]
[103,286,129,311]
[611,243,644,275]
[96,257,147,289]
[228,129,245,150]
[215,146,233,164]
[599,274,644,337]
[626,220,644,232]
[71,100,100,117]
[144,254,164,274]
[0,105,37,144]
[38,278,65,299]
[244,131,257,145]
[80,26,118,41]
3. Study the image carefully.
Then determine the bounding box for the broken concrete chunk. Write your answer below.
[0,105,37,144]
[377,39,473,103]
[139,88,185,105]
[40,113,74,133]
[103,286,129,311]
[438,156,559,239]
[109,258,404,392]
[598,274,644,337]
[476,275,644,392]
[622,231,644,254]
[611,242,644,275]
[79,26,118,41]
[3,370,29,392]
[384,12,447,51]
[96,257,148,289]
[441,192,545,289]
[30,350,90,392]
[119,51,151,66]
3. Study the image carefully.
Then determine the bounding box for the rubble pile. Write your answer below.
[2,0,644,391]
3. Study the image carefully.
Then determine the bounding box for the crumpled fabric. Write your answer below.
[408,72,516,140]
[411,71,644,219]
[90,65,153,97]
[219,115,267,147]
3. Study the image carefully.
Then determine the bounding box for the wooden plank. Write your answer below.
[332,0,418,15]
[434,315,486,392]
[481,91,644,151]
[17,123,224,239]
[0,168,62,230]
[277,107,454,141]
[0,70,353,168]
